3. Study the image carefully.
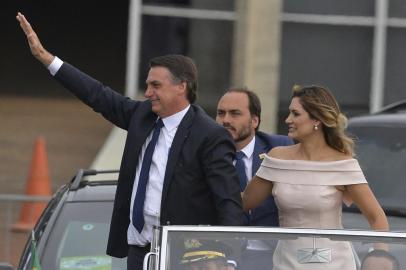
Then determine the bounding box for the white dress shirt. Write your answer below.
[48,56,63,75]
[128,106,189,246]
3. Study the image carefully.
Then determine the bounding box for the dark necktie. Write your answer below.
[235,151,248,192]
[132,118,164,233]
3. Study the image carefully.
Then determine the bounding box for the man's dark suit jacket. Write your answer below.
[54,63,244,258]
[248,131,293,226]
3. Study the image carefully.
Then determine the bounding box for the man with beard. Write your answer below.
[216,88,292,270]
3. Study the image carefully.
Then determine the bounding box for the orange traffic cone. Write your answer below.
[12,136,52,232]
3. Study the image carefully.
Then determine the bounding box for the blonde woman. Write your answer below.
[243,85,388,270]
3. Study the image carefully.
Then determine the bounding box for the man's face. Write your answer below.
[184,260,226,270]
[145,66,187,118]
[216,92,258,146]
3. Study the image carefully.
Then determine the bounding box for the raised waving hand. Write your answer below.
[16,12,54,66]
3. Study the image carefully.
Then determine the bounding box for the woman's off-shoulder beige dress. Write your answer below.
[256,156,367,270]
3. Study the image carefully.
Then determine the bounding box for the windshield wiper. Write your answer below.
[383,207,406,217]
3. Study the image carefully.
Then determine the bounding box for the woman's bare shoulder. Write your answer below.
[267,144,297,159]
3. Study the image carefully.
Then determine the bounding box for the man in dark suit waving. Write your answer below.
[216,88,293,270]
[17,13,244,270]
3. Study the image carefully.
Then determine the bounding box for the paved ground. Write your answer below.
[0,96,112,266]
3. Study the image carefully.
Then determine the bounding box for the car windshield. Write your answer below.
[349,125,406,213]
[158,226,406,270]
[41,201,126,270]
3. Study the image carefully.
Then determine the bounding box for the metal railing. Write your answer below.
[0,194,51,264]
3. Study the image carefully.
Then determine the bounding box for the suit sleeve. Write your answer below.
[201,126,244,225]
[54,62,139,130]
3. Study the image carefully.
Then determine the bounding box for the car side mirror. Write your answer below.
[0,262,15,270]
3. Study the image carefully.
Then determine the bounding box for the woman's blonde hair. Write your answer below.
[292,85,355,156]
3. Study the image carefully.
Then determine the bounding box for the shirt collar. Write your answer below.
[239,136,255,159]
[161,105,190,132]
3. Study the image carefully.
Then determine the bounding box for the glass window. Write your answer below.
[283,0,374,16]
[139,16,234,116]
[278,23,373,130]
[143,0,235,11]
[41,202,126,270]
[389,0,406,18]
[385,28,406,105]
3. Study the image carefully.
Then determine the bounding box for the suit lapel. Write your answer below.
[160,107,194,204]
[252,135,268,177]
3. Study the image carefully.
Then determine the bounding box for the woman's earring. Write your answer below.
[314,125,318,131]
